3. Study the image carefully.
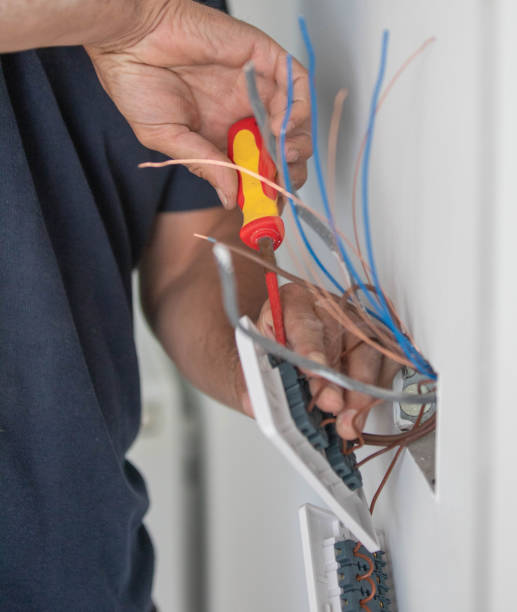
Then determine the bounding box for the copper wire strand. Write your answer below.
[356,441,399,468]
[351,37,436,281]
[327,88,352,287]
[361,577,377,606]
[354,542,375,580]
[143,156,371,268]
[328,88,349,222]
[363,413,435,446]
[319,417,337,428]
[369,403,427,515]
[361,380,436,447]
[369,445,403,515]
[352,542,376,611]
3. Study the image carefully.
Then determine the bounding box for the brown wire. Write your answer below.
[356,442,399,468]
[319,417,337,428]
[369,404,428,514]
[353,543,376,609]
[369,445,405,515]
[198,235,417,370]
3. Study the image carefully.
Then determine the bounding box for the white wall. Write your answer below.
[297,2,491,611]
[204,2,517,612]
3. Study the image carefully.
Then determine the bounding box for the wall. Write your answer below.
[297,2,491,610]
[203,1,517,611]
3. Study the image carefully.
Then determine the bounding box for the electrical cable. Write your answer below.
[197,234,420,369]
[213,242,436,405]
[280,54,346,294]
[299,17,392,323]
[351,37,436,279]
[360,31,435,378]
[368,403,428,514]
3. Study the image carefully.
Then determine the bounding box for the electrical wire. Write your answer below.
[244,54,348,294]
[140,156,370,277]
[360,31,435,378]
[299,17,392,323]
[213,242,436,405]
[368,403,428,514]
[280,54,346,294]
[196,234,421,370]
[351,37,436,279]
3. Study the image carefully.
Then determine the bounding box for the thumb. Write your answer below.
[135,125,238,209]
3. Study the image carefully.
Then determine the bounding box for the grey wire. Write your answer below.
[213,243,437,405]
[244,62,278,165]
[244,63,349,275]
[293,203,339,254]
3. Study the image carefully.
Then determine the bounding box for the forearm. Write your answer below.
[140,211,267,413]
[150,251,264,410]
[0,0,155,51]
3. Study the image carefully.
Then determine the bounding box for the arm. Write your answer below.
[0,0,143,50]
[140,207,399,437]
[140,206,265,414]
[0,0,311,204]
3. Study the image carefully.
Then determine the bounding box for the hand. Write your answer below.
[86,0,311,207]
[255,283,400,440]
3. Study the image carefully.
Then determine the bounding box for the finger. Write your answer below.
[269,56,311,135]
[379,359,402,390]
[336,342,383,440]
[309,299,346,415]
[287,161,308,191]
[279,284,345,414]
[133,123,238,208]
[256,298,275,340]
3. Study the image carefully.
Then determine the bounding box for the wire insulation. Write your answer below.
[280,54,346,294]
[213,242,436,404]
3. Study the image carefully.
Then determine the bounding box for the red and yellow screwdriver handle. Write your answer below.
[227,117,285,251]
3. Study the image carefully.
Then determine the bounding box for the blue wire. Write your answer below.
[298,17,392,325]
[280,54,346,294]
[361,30,435,378]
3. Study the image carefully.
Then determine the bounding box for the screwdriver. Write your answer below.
[227,116,286,345]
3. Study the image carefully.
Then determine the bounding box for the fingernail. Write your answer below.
[216,188,229,208]
[286,148,300,163]
[287,119,296,132]
[337,409,361,439]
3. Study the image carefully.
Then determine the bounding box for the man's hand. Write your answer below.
[256,283,400,440]
[86,0,311,208]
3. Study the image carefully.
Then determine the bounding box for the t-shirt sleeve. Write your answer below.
[158,163,223,213]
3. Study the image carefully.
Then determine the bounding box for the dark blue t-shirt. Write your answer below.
[0,44,220,611]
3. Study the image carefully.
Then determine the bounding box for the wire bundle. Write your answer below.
[287,18,435,380]
[139,21,438,515]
